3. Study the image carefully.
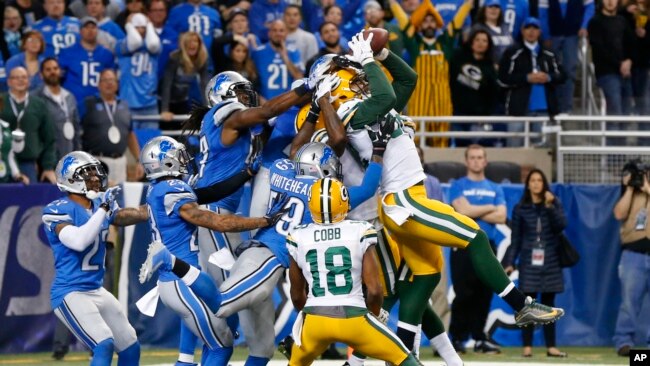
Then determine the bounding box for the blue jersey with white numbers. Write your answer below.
[261,106,299,168]
[433,0,472,31]
[147,179,200,282]
[194,100,251,212]
[42,197,111,309]
[497,0,529,38]
[164,3,221,51]
[31,16,80,57]
[251,44,303,99]
[254,159,315,267]
[59,43,116,107]
[116,40,159,109]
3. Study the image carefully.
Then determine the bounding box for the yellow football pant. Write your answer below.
[381,184,480,275]
[289,313,410,366]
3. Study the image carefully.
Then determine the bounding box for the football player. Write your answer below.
[138,136,287,366]
[42,151,149,366]
[285,177,421,366]
[339,31,565,355]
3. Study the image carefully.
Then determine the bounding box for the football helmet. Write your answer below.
[55,151,108,195]
[308,177,349,224]
[205,71,258,107]
[331,68,368,109]
[141,136,191,180]
[294,142,342,180]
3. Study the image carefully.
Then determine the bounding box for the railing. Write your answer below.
[133,114,650,184]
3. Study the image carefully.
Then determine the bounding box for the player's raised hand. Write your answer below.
[100,186,122,217]
[347,32,374,66]
[314,73,340,103]
[265,192,290,226]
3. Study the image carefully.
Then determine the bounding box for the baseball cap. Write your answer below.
[522,16,541,28]
[484,0,501,7]
[80,16,98,27]
[364,0,382,12]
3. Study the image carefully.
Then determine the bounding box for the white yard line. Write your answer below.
[150,361,623,366]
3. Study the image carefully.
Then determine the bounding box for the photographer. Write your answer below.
[612,159,650,357]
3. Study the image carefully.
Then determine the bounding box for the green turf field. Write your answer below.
[0,347,629,365]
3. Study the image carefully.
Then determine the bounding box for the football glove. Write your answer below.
[264,192,290,226]
[99,186,121,218]
[347,32,374,66]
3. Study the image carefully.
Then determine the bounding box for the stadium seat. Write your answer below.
[485,161,522,183]
[423,161,466,183]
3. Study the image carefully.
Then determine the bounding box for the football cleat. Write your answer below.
[515,296,565,327]
[139,241,173,284]
[278,335,294,360]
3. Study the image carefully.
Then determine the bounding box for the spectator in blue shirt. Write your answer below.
[6,30,46,90]
[30,0,80,56]
[251,19,303,101]
[85,0,126,52]
[4,6,23,57]
[59,17,116,117]
[147,0,178,81]
[448,144,506,354]
[117,13,161,129]
[164,0,222,53]
[249,0,287,43]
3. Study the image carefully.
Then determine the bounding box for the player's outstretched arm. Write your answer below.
[113,205,149,226]
[362,246,383,316]
[179,202,269,232]
[289,257,308,311]
[374,49,417,112]
[226,84,312,130]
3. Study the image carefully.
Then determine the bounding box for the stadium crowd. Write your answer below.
[0,0,648,363]
[0,0,649,184]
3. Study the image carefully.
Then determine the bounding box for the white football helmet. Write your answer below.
[140,136,191,180]
[55,151,108,195]
[294,142,342,180]
[205,71,258,107]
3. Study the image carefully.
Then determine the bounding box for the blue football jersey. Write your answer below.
[43,197,111,309]
[433,0,472,30]
[193,100,252,212]
[261,106,299,168]
[31,16,80,56]
[499,0,529,38]
[59,43,116,107]
[254,158,316,267]
[251,44,304,100]
[164,3,221,51]
[147,179,200,282]
[116,40,160,109]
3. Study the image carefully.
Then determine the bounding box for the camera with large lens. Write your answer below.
[622,159,648,189]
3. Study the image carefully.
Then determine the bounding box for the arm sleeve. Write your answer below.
[125,23,144,52]
[449,0,472,33]
[9,149,20,179]
[348,162,382,209]
[390,1,410,31]
[194,169,252,204]
[58,209,106,252]
[349,63,397,130]
[145,22,161,54]
[498,48,529,88]
[547,197,567,233]
[581,1,595,30]
[380,50,418,112]
[359,225,378,253]
[286,234,299,260]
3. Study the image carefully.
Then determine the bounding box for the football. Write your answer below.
[362,27,389,53]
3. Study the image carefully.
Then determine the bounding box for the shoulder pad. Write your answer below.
[213,100,247,127]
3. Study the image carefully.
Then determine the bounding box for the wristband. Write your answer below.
[374,48,389,61]
[294,84,309,97]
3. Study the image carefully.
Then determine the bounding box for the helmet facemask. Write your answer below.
[229,82,258,107]
[72,163,108,199]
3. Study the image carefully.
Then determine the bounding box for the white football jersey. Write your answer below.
[287,220,377,309]
[382,134,426,194]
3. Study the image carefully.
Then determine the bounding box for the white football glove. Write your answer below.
[347,32,374,66]
[314,73,340,102]
[100,186,121,218]
[307,69,326,91]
